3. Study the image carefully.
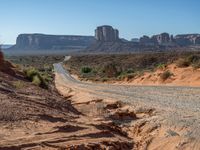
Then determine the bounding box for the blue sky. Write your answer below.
[0,0,200,44]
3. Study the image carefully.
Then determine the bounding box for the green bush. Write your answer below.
[32,75,41,86]
[25,68,39,80]
[126,69,134,74]
[117,69,136,80]
[187,55,200,69]
[81,66,92,73]
[157,63,166,70]
[176,55,200,69]
[187,55,200,64]
[24,68,48,89]
[103,63,118,78]
[13,81,25,89]
[160,70,173,81]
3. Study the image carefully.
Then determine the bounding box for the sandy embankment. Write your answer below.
[123,64,200,87]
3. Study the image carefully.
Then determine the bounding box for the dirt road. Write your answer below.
[54,62,200,140]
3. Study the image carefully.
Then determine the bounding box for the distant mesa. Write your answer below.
[9,34,95,51]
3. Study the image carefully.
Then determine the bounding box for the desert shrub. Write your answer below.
[126,68,134,74]
[24,68,39,80]
[160,70,173,81]
[101,77,109,82]
[24,68,48,89]
[192,61,200,69]
[187,55,200,69]
[81,66,92,74]
[32,75,42,86]
[176,58,190,68]
[103,63,118,78]
[118,73,135,80]
[13,81,25,89]
[176,55,200,68]
[157,63,166,70]
[117,69,136,80]
[92,69,98,74]
[187,55,200,64]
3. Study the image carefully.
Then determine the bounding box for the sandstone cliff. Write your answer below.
[95,25,119,42]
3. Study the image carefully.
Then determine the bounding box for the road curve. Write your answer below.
[54,62,200,138]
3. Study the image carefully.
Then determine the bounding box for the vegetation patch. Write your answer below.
[176,54,200,68]
[160,70,173,81]
[176,58,190,68]
[13,81,26,89]
[64,52,200,82]
[24,68,49,89]
[156,63,167,70]
[81,66,92,74]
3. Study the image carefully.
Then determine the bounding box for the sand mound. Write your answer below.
[121,64,200,87]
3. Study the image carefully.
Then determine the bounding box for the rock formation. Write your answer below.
[85,26,174,53]
[140,36,155,46]
[174,34,200,46]
[139,33,200,47]
[195,37,200,45]
[140,33,175,46]
[95,25,119,42]
[10,34,95,50]
[152,33,172,45]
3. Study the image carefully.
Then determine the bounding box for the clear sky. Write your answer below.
[0,0,200,44]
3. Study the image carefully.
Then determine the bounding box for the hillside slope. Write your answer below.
[0,54,134,149]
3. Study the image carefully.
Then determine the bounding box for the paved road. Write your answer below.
[54,63,200,138]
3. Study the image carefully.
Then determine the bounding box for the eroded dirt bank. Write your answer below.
[0,65,133,149]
